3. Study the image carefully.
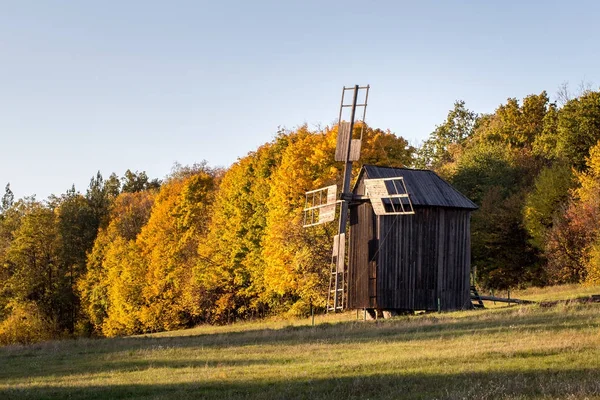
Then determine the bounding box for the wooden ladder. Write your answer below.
[470,286,485,309]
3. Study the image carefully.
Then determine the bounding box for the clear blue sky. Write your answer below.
[1,0,599,200]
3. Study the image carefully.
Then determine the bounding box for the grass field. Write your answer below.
[1,285,600,399]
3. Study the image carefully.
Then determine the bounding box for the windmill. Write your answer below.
[303,85,415,313]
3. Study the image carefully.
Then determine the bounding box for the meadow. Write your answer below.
[1,285,600,400]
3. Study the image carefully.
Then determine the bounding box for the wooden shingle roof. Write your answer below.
[357,165,478,210]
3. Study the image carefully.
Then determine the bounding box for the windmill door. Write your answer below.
[348,201,378,309]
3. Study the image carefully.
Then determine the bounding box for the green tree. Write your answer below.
[476,92,549,150]
[532,102,560,160]
[1,184,14,213]
[122,170,161,193]
[55,189,98,332]
[555,91,600,170]
[3,201,63,334]
[86,172,111,231]
[451,141,541,289]
[523,163,575,251]
[416,101,477,169]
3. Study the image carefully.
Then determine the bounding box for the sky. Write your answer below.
[1,0,600,200]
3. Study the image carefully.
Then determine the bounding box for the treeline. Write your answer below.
[417,88,600,290]
[0,126,412,343]
[2,87,600,344]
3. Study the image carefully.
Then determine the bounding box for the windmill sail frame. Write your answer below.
[303,185,339,227]
[364,177,415,216]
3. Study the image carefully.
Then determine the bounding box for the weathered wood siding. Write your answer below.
[348,201,378,309]
[376,207,471,311]
[348,206,472,311]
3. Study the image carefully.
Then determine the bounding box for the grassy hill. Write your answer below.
[1,285,600,400]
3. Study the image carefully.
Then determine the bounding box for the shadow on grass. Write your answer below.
[1,368,599,400]
[0,304,598,382]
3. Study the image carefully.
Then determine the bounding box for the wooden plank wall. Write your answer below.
[374,207,472,311]
[348,202,378,309]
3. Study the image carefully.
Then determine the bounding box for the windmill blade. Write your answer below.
[303,185,339,227]
[335,122,362,162]
[332,233,345,273]
[364,177,415,216]
[328,233,346,312]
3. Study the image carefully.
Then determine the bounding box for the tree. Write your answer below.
[197,138,289,322]
[546,140,600,283]
[3,201,63,334]
[262,126,340,313]
[451,142,540,289]
[523,163,575,251]
[86,172,111,231]
[137,166,217,331]
[55,189,97,332]
[1,184,14,213]
[555,91,600,170]
[476,92,549,150]
[99,237,146,336]
[78,191,155,335]
[122,170,161,193]
[416,101,477,169]
[0,197,24,323]
[532,103,560,160]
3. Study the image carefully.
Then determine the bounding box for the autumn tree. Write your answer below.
[136,165,217,331]
[546,140,600,283]
[262,126,338,314]
[197,138,288,322]
[78,191,155,335]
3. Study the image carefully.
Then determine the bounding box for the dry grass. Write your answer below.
[477,283,600,308]
[510,283,600,302]
[1,289,600,399]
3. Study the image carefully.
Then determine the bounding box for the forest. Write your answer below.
[1,87,600,344]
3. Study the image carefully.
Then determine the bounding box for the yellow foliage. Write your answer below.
[101,237,145,336]
[78,191,155,335]
[585,241,600,285]
[137,169,216,331]
[0,302,59,345]
[76,124,414,332]
[574,140,600,204]
[263,127,337,303]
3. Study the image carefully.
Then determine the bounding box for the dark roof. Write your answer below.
[357,165,478,210]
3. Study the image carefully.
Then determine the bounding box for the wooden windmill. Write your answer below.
[303,85,415,313]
